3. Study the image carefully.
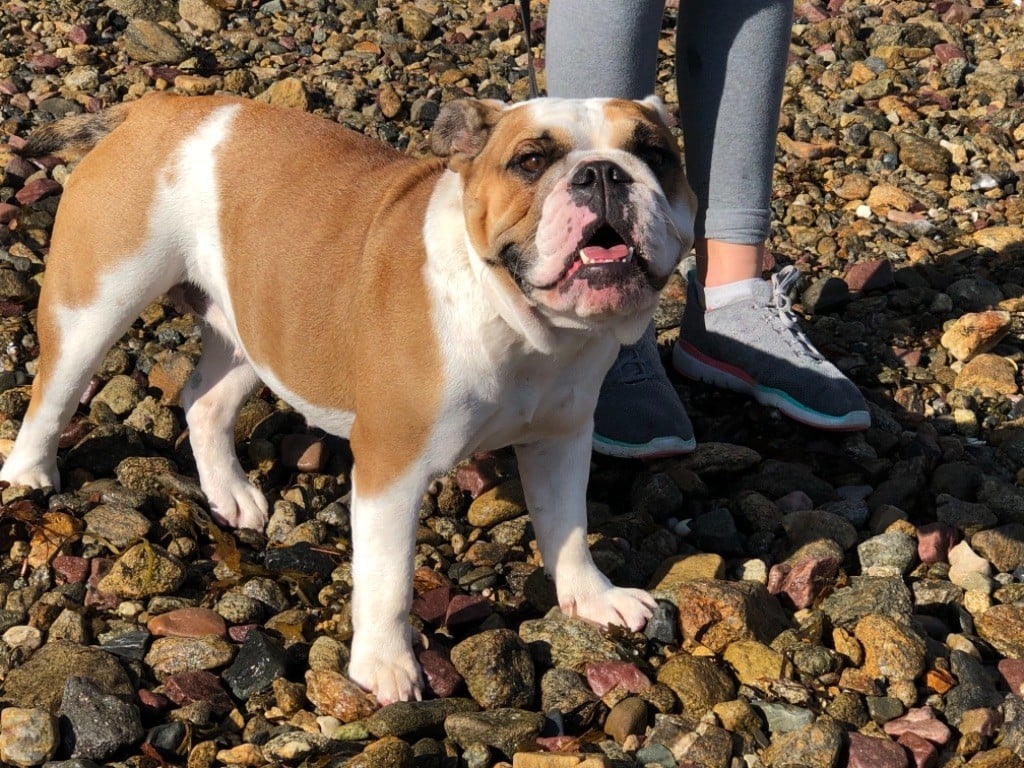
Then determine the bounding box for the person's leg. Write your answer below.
[547,0,696,459]
[672,0,869,429]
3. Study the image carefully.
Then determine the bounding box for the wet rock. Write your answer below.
[603,697,648,744]
[656,654,735,721]
[519,610,631,671]
[364,699,478,740]
[147,607,227,638]
[539,668,601,732]
[305,669,377,723]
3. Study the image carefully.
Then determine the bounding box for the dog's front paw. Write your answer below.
[562,585,656,632]
[204,477,268,531]
[0,457,59,492]
[349,646,423,706]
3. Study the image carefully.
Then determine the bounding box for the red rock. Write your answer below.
[5,155,38,180]
[444,594,492,628]
[940,3,977,23]
[769,557,840,609]
[147,607,227,638]
[137,688,171,716]
[412,586,452,625]
[897,732,937,768]
[0,80,19,96]
[485,4,519,25]
[280,434,326,472]
[228,624,259,642]
[67,24,90,44]
[848,733,909,768]
[163,670,234,713]
[5,134,26,151]
[917,523,958,565]
[52,554,90,584]
[416,646,462,698]
[585,661,651,697]
[14,178,62,205]
[934,43,965,64]
[0,203,19,225]
[27,53,62,72]
[883,707,951,746]
[536,736,578,751]
[999,659,1024,695]
[85,557,118,609]
[845,259,895,293]
[797,2,829,22]
[890,347,923,368]
[454,454,502,499]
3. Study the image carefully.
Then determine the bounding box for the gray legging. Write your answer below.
[545,0,792,247]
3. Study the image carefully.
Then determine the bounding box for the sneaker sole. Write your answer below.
[672,340,871,431]
[593,433,697,460]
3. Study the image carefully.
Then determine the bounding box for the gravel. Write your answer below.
[1,0,1023,766]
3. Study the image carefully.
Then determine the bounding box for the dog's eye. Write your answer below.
[512,152,548,177]
[639,144,673,170]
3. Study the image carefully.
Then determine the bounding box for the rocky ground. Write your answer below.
[0,0,1023,767]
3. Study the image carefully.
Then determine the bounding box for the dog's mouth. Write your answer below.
[548,222,646,289]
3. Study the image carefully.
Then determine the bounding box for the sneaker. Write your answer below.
[593,324,697,458]
[672,266,870,431]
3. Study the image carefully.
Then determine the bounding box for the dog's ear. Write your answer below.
[430,99,505,163]
[638,95,678,130]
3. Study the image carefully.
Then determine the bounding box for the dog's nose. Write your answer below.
[570,160,633,188]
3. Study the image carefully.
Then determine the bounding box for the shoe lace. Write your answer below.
[767,265,828,365]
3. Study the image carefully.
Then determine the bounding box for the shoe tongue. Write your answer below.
[581,244,630,262]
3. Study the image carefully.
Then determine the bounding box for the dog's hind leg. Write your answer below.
[0,267,179,490]
[180,317,267,530]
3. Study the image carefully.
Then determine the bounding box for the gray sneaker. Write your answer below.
[593,324,696,459]
[672,266,870,431]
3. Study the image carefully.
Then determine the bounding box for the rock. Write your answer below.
[1,641,134,712]
[450,629,535,709]
[584,661,651,697]
[955,354,1020,397]
[895,132,951,174]
[364,699,478,740]
[444,709,545,758]
[655,654,736,721]
[973,226,1024,255]
[97,543,186,599]
[882,707,951,745]
[948,540,993,591]
[677,442,762,474]
[178,0,221,31]
[305,669,377,722]
[648,553,725,591]
[722,640,789,690]
[147,607,227,638]
[143,636,236,680]
[782,509,858,552]
[59,677,144,760]
[123,19,186,63]
[847,732,909,768]
[941,311,1013,362]
[977,605,1024,659]
[768,556,841,609]
[803,276,850,314]
[762,717,844,768]
[467,480,528,527]
[345,736,413,768]
[279,434,325,472]
[518,610,630,671]
[754,701,816,734]
[973,525,1024,573]
[675,579,791,653]
[539,669,601,732]
[83,503,152,549]
[162,671,234,715]
[821,576,913,629]
[255,77,310,110]
[845,258,896,293]
[400,5,434,40]
[603,697,648,744]
[223,630,288,704]
[857,531,917,576]
[855,615,926,684]
[0,708,59,767]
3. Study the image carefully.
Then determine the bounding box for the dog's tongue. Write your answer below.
[580,244,631,262]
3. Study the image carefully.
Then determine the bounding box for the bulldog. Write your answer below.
[0,92,695,703]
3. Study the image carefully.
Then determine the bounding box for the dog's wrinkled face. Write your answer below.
[432,97,695,331]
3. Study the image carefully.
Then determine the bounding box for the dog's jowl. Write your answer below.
[0,93,695,703]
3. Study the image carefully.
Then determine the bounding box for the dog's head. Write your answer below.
[432,96,695,343]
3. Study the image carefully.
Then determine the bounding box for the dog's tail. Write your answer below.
[20,102,133,157]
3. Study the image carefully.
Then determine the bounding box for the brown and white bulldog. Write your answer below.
[0,92,695,703]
